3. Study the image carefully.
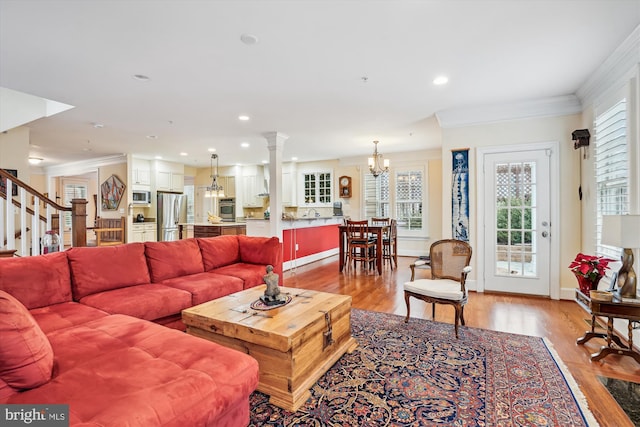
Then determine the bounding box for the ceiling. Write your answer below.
[1,0,639,168]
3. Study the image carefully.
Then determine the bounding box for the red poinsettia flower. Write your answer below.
[568,253,615,283]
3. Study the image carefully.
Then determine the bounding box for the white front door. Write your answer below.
[483,149,551,296]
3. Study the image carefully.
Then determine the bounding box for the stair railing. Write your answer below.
[0,169,87,256]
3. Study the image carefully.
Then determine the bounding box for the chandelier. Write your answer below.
[207,153,225,197]
[368,140,389,177]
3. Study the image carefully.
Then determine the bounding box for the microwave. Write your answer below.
[132,190,151,204]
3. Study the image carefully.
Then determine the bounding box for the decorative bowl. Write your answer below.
[590,290,613,302]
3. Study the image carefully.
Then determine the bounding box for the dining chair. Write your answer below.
[93,216,126,246]
[345,220,377,273]
[382,219,397,269]
[403,239,472,338]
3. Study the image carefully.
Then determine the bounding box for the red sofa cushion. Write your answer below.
[238,235,283,284]
[67,244,151,300]
[211,263,270,289]
[79,284,192,321]
[0,291,53,397]
[0,252,72,309]
[145,239,204,282]
[197,235,241,270]
[238,235,281,264]
[30,302,109,334]
[1,315,260,426]
[161,272,244,305]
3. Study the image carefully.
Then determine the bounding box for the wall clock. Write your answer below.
[339,176,352,198]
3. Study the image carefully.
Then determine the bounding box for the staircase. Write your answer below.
[0,169,87,257]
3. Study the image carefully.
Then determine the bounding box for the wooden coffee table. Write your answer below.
[182,286,358,411]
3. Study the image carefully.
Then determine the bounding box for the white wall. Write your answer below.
[441,114,583,297]
[0,126,30,183]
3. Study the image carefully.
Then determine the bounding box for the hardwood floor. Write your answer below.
[282,255,640,426]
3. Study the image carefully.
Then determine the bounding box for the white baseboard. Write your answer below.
[284,248,339,271]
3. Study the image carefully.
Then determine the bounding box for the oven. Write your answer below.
[219,198,235,222]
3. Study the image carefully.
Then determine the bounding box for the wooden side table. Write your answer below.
[575,289,640,364]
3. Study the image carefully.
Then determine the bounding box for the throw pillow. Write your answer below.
[0,290,54,390]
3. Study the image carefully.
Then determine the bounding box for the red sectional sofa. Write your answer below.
[0,235,283,426]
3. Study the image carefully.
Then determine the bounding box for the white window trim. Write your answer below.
[361,163,429,238]
[298,169,333,207]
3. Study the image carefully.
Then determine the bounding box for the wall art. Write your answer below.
[452,149,469,242]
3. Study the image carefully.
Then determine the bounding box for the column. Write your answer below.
[263,132,288,239]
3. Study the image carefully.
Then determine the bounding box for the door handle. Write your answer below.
[541,231,549,238]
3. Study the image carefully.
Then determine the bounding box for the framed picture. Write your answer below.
[0,169,18,196]
[101,174,126,210]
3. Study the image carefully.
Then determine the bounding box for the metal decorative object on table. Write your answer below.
[250,265,290,310]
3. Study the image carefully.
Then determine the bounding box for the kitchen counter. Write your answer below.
[180,222,246,226]
[178,223,246,239]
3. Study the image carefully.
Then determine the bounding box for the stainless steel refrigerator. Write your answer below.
[157,192,187,241]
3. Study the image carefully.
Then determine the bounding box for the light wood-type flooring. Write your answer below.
[282,255,640,426]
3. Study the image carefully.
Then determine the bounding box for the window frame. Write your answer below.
[62,178,88,230]
[299,169,333,207]
[362,164,428,238]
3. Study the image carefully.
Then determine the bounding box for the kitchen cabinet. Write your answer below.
[153,160,184,192]
[131,223,157,242]
[219,176,236,198]
[242,175,261,207]
[132,158,151,189]
[282,171,294,206]
[156,171,184,192]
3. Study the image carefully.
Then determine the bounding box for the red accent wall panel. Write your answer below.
[282,224,339,262]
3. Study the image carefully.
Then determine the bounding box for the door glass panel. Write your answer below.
[494,162,537,278]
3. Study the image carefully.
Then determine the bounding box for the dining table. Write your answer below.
[338,224,388,275]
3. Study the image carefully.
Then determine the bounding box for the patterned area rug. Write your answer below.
[249,309,598,426]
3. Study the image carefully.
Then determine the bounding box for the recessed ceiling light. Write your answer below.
[433,75,449,85]
[154,155,163,160]
[241,142,250,148]
[92,123,104,129]
[28,157,43,165]
[146,135,158,139]
[291,157,298,161]
[133,74,151,81]
[240,34,259,45]
[207,148,217,152]
[180,152,188,156]
[261,160,268,164]
[238,115,250,121]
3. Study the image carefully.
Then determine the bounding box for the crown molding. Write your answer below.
[435,95,582,129]
[44,154,126,177]
[576,24,640,106]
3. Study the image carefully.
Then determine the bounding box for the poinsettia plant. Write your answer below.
[568,253,615,282]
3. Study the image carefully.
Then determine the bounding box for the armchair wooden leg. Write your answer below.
[432,303,435,320]
[454,306,461,339]
[404,292,411,323]
[460,306,465,326]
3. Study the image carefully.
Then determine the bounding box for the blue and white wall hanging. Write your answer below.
[452,149,469,242]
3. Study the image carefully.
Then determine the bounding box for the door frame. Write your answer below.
[475,141,561,300]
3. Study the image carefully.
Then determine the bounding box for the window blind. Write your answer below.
[595,98,628,258]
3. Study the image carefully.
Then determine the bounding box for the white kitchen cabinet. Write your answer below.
[282,171,293,206]
[132,158,151,189]
[156,171,184,192]
[153,160,184,192]
[131,223,157,242]
[219,176,236,198]
[242,175,260,207]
